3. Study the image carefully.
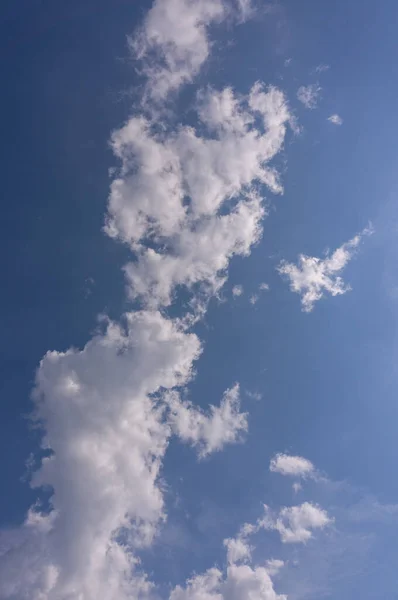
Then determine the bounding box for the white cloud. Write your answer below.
[130,0,225,103]
[265,559,285,576]
[170,497,330,600]
[293,482,302,494]
[224,536,252,564]
[167,384,248,457]
[328,114,343,125]
[235,0,255,21]
[0,311,202,599]
[314,64,329,74]
[274,503,332,544]
[278,227,372,312]
[245,389,262,401]
[250,293,259,305]
[259,282,269,291]
[107,83,292,308]
[106,84,291,249]
[232,285,244,297]
[297,84,321,109]
[123,191,265,308]
[130,0,255,106]
[169,499,290,599]
[231,501,331,547]
[0,1,295,598]
[171,562,286,600]
[168,487,334,600]
[0,317,249,600]
[270,453,314,478]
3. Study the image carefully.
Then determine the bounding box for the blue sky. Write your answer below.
[1,0,398,598]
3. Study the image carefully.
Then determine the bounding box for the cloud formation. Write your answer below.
[297,84,321,109]
[273,503,331,544]
[130,0,225,103]
[0,311,202,598]
[270,453,314,478]
[314,64,329,74]
[0,1,293,598]
[232,285,244,297]
[168,384,248,457]
[328,114,343,125]
[173,502,291,600]
[278,227,372,312]
[107,82,292,308]
[170,563,286,600]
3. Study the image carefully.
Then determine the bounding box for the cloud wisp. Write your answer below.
[296,84,321,109]
[328,114,343,125]
[232,284,244,297]
[278,227,372,312]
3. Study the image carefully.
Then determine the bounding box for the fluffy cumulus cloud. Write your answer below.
[270,453,314,478]
[328,114,343,125]
[172,489,332,600]
[130,0,255,105]
[0,311,202,599]
[0,1,295,598]
[107,82,292,308]
[296,84,321,109]
[122,190,266,307]
[0,312,249,599]
[278,227,372,312]
[130,0,225,103]
[172,510,289,600]
[220,489,331,563]
[273,503,331,544]
[167,384,248,457]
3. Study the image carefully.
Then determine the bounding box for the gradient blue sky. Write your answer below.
[1,1,398,599]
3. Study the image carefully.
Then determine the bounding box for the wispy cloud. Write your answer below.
[297,84,321,109]
[314,63,330,74]
[328,114,343,125]
[278,226,372,312]
[107,82,292,309]
[232,284,244,297]
[167,384,248,458]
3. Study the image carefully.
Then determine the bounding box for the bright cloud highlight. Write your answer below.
[328,114,343,125]
[278,227,372,312]
[270,453,315,478]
